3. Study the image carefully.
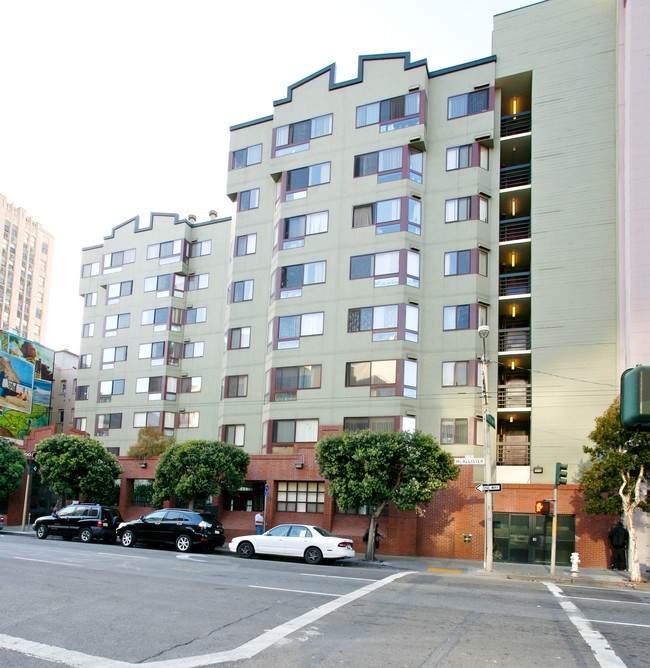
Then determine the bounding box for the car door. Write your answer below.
[284,525,312,556]
[138,510,167,543]
[51,505,77,536]
[164,510,189,545]
[258,525,291,555]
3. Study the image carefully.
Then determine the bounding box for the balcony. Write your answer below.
[498,383,532,409]
[500,164,531,189]
[499,216,530,242]
[497,442,530,466]
[499,272,531,297]
[499,327,531,352]
[501,111,531,137]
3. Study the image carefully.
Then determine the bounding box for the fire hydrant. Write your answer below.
[570,552,580,576]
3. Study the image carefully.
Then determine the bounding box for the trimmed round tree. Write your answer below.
[0,437,27,500]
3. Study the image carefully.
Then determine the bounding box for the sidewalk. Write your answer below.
[3,524,647,588]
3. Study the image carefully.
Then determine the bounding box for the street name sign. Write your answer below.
[454,457,485,465]
[476,483,502,493]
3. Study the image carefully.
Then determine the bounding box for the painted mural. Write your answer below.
[0,331,53,441]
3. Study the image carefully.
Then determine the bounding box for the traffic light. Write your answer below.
[27,452,40,475]
[535,500,551,515]
[621,366,650,430]
[555,462,568,486]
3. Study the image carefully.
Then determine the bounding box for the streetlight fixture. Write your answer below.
[478,325,494,572]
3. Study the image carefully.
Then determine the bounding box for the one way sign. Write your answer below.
[476,483,502,493]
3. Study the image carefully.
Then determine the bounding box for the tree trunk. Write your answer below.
[364,503,386,561]
[624,508,641,582]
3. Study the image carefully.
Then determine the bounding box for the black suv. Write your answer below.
[116,508,225,553]
[33,503,123,543]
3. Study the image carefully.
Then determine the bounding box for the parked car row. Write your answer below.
[30,504,356,563]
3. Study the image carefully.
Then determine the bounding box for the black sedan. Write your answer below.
[116,509,225,553]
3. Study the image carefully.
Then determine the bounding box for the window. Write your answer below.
[354,146,423,183]
[277,211,328,250]
[444,249,488,276]
[285,162,330,200]
[272,365,321,401]
[139,341,166,364]
[231,143,262,169]
[133,411,161,429]
[96,413,122,436]
[183,341,205,358]
[177,411,199,428]
[271,419,318,445]
[185,307,207,325]
[277,481,324,512]
[232,280,254,303]
[79,354,92,369]
[274,311,324,349]
[135,376,163,397]
[345,359,417,398]
[343,416,399,432]
[84,292,97,307]
[349,249,419,288]
[442,361,470,387]
[180,376,202,393]
[352,197,421,235]
[443,305,470,331]
[440,418,469,444]
[144,274,184,298]
[103,248,135,272]
[447,89,490,119]
[223,424,245,447]
[76,385,89,400]
[104,313,130,336]
[147,239,184,264]
[187,273,209,291]
[225,375,247,398]
[446,143,489,171]
[81,262,100,278]
[99,379,125,400]
[238,188,259,212]
[141,307,183,332]
[188,239,212,257]
[102,346,127,369]
[229,326,251,350]
[74,417,87,432]
[445,195,488,223]
[274,113,333,156]
[347,303,418,342]
[82,323,94,338]
[356,91,423,131]
[278,261,326,298]
[106,280,133,303]
[235,233,257,256]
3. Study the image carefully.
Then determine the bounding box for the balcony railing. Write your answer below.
[497,442,530,466]
[499,272,531,296]
[499,216,531,242]
[500,164,531,189]
[499,327,531,352]
[501,111,531,136]
[498,384,532,409]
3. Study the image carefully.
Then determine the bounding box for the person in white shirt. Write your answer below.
[254,512,264,534]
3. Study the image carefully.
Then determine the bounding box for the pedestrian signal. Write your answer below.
[534,500,551,515]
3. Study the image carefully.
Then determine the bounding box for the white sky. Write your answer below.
[0,0,529,352]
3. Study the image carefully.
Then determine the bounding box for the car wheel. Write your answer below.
[36,524,48,539]
[304,546,323,565]
[175,534,192,552]
[121,529,136,547]
[237,541,255,559]
[79,528,93,543]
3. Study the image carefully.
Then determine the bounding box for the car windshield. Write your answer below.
[266,525,291,537]
[312,527,335,537]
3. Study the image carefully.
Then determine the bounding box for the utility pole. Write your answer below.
[478,325,493,572]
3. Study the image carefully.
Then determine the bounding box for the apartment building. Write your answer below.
[73,0,647,565]
[0,194,54,343]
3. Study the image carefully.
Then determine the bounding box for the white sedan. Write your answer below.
[229,524,355,564]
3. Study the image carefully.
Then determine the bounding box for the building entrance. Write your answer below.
[493,513,575,565]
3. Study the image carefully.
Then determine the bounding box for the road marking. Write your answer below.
[0,571,413,667]
[586,618,650,629]
[544,582,626,668]
[563,595,650,607]
[14,557,77,567]
[300,573,376,582]
[176,555,208,562]
[97,552,148,559]
[249,585,340,597]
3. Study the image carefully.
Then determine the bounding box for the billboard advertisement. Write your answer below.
[0,330,54,441]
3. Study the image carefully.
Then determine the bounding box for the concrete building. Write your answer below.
[0,194,54,343]
[72,0,647,567]
[51,349,79,434]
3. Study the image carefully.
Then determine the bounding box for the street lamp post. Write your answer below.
[478,325,493,572]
